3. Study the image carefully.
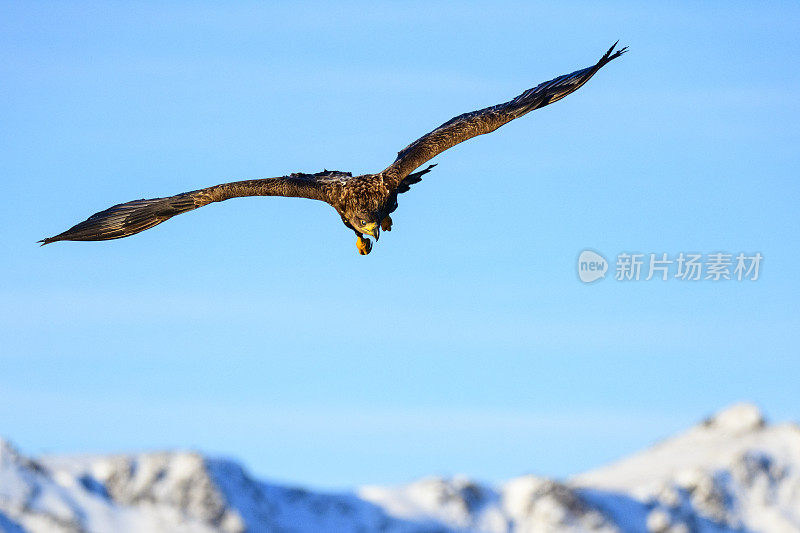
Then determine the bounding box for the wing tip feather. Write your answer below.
[38,235,63,246]
[601,41,628,65]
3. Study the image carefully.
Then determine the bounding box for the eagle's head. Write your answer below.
[348,211,381,241]
[340,176,384,241]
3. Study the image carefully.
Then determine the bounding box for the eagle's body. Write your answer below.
[41,43,626,255]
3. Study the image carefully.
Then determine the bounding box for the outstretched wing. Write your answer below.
[383,42,627,187]
[40,171,345,244]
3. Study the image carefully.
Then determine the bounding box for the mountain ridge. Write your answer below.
[1,403,799,532]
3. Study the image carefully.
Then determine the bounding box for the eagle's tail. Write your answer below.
[39,194,198,245]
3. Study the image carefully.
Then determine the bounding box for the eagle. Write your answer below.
[41,43,626,255]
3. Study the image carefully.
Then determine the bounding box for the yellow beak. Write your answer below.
[363,223,380,241]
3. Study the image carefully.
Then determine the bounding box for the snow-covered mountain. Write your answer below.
[1,403,799,533]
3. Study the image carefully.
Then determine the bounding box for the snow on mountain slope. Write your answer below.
[9,450,399,533]
[359,474,617,533]
[1,403,799,533]
[572,403,800,533]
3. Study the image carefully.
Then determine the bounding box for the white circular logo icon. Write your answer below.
[577,250,608,283]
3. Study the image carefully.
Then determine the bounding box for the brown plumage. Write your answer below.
[41,43,626,255]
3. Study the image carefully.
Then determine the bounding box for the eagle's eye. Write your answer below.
[359,219,367,226]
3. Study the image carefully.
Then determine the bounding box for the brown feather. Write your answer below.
[382,42,627,187]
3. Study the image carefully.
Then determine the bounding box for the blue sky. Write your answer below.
[1,1,799,489]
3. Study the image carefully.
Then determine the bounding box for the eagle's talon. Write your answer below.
[381,216,392,232]
[356,235,372,255]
